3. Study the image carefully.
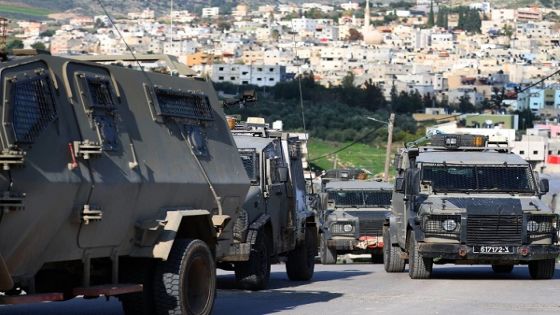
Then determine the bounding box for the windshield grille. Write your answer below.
[239,149,258,184]
[421,164,535,193]
[328,190,391,207]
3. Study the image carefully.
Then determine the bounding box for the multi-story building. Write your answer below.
[211,64,286,87]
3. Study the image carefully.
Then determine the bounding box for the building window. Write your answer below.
[269,68,274,72]
[549,150,552,155]
[230,77,235,80]
[519,150,525,155]
[218,76,224,80]
[257,67,263,71]
[219,67,224,71]
[533,150,538,155]
[242,81,249,84]
[269,78,274,81]
[257,78,262,81]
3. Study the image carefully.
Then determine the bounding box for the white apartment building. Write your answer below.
[202,7,220,18]
[430,33,454,50]
[492,9,515,23]
[340,2,360,11]
[290,17,332,33]
[211,64,286,87]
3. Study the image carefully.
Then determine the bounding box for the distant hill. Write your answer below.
[0,0,238,19]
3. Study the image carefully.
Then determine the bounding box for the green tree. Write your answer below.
[458,94,475,113]
[347,28,363,41]
[31,42,47,51]
[6,39,23,51]
[436,7,448,28]
[427,1,435,27]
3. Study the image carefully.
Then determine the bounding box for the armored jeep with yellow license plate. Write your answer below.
[0,53,250,315]
[384,134,560,279]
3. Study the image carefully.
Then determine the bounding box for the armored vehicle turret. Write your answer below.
[384,134,560,279]
[0,54,250,315]
[319,180,392,264]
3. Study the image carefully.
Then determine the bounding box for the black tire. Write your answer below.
[383,226,406,273]
[528,259,556,280]
[319,234,337,264]
[119,258,156,315]
[491,264,514,274]
[153,239,216,315]
[408,231,433,279]
[286,226,318,281]
[234,230,271,290]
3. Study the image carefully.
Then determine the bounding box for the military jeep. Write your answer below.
[384,134,560,279]
[319,180,392,264]
[217,119,318,290]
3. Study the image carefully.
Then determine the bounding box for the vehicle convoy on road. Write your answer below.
[384,133,560,279]
[218,118,318,290]
[0,53,251,315]
[318,180,392,264]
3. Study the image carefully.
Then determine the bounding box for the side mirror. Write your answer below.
[277,166,289,183]
[540,178,549,194]
[395,177,405,193]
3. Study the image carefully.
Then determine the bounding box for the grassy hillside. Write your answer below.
[308,139,392,176]
[0,3,51,17]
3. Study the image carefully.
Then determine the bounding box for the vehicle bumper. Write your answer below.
[418,243,560,261]
[327,236,384,251]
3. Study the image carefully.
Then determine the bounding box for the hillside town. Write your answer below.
[7,0,560,173]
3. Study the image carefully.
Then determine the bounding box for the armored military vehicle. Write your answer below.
[220,119,318,290]
[0,53,250,315]
[319,180,392,264]
[384,133,560,279]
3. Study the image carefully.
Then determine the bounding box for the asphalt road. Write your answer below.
[1,262,559,315]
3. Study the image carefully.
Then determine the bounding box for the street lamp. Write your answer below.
[367,113,395,182]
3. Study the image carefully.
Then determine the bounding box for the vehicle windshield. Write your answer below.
[239,150,259,185]
[328,190,392,208]
[421,164,536,193]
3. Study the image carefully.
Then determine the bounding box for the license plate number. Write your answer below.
[473,246,514,254]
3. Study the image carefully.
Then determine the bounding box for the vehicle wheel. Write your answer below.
[153,239,216,315]
[491,264,514,273]
[319,234,337,264]
[119,258,156,315]
[383,226,405,273]
[528,259,556,280]
[286,225,318,281]
[234,230,271,290]
[408,231,433,279]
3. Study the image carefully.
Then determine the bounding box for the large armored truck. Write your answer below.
[319,180,392,264]
[0,53,250,315]
[384,133,560,279]
[221,120,318,290]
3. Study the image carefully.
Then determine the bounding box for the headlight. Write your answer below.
[441,219,458,232]
[527,220,539,232]
[343,224,353,233]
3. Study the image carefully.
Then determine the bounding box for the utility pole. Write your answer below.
[333,154,338,169]
[383,113,395,182]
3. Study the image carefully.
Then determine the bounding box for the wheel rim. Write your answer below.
[184,254,212,315]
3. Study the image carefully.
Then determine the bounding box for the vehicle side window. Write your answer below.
[2,63,57,147]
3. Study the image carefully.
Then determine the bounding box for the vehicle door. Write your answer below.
[63,62,141,249]
[263,140,289,254]
[0,58,89,273]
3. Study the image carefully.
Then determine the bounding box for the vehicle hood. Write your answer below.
[417,195,551,215]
